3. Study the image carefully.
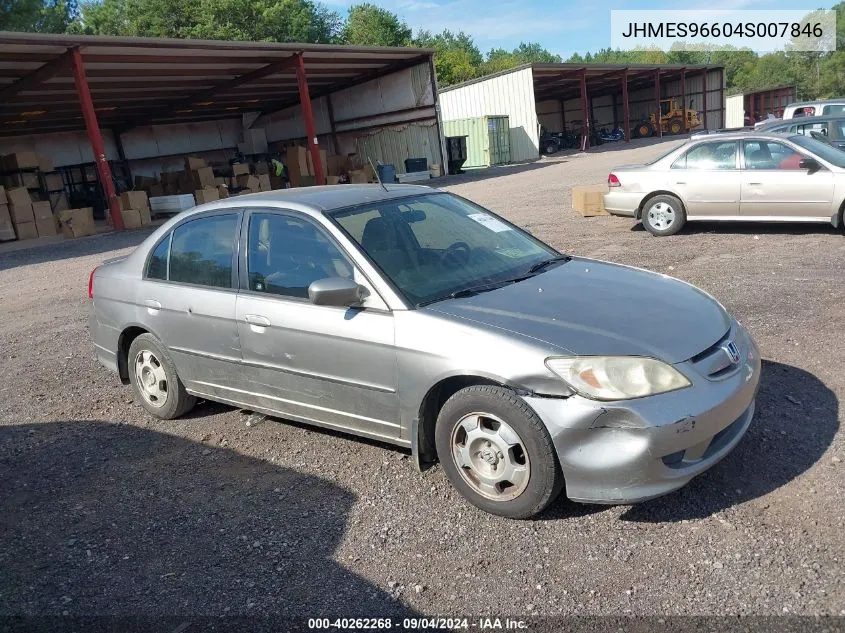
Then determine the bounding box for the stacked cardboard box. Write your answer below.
[0,187,14,241]
[571,185,609,217]
[7,187,36,240]
[32,201,57,237]
[58,208,96,238]
[195,188,219,204]
[184,156,206,171]
[191,167,216,190]
[2,152,39,171]
[119,190,153,227]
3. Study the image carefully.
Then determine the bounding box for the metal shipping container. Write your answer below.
[441,116,511,168]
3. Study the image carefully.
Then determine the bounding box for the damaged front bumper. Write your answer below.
[524,327,761,504]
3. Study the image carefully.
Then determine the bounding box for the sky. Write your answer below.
[326,0,839,58]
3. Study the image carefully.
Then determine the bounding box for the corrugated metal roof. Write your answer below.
[440,62,725,101]
[0,31,434,137]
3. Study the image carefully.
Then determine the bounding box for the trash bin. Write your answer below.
[376,163,396,183]
[404,157,428,173]
[445,136,468,174]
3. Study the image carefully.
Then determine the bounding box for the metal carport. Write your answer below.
[0,32,439,230]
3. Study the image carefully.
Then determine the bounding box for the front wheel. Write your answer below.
[128,333,196,419]
[642,194,686,236]
[434,385,564,519]
[636,122,653,138]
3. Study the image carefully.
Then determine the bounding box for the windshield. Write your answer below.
[329,192,562,306]
[789,134,845,167]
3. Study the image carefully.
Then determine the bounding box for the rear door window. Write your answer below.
[822,104,845,114]
[672,141,738,170]
[169,214,238,288]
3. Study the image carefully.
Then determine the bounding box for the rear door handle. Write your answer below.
[747,182,762,185]
[244,314,271,326]
[144,299,161,312]
[675,181,686,185]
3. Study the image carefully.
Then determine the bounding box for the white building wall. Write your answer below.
[439,67,539,163]
[725,94,745,128]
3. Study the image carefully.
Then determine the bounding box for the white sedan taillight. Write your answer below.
[608,173,621,187]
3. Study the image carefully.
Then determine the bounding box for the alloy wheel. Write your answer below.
[134,349,168,408]
[647,201,676,231]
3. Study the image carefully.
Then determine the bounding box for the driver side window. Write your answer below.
[246,213,353,299]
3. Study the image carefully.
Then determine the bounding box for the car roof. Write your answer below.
[210,183,438,212]
[787,98,845,107]
[682,132,807,143]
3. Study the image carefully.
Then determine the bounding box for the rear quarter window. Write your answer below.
[146,234,170,280]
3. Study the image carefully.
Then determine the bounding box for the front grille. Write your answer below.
[688,327,742,380]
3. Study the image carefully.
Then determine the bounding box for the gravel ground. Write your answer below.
[1,137,844,623]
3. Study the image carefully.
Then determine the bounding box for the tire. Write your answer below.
[434,385,564,519]
[128,333,196,419]
[642,194,686,236]
[543,141,559,155]
[636,122,653,138]
[668,117,684,135]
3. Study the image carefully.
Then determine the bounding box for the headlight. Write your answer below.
[545,356,691,401]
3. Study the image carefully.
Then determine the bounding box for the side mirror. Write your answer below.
[308,277,367,307]
[798,157,820,171]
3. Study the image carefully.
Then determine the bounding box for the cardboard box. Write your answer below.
[0,217,15,241]
[326,176,341,185]
[15,221,37,240]
[3,151,39,170]
[305,149,328,177]
[184,156,206,171]
[194,188,220,204]
[286,146,310,177]
[571,184,609,217]
[214,177,226,186]
[9,202,34,225]
[139,207,152,225]
[232,163,250,176]
[326,155,348,177]
[32,201,53,221]
[253,161,269,175]
[190,167,216,191]
[35,215,58,237]
[0,186,6,205]
[348,169,369,184]
[236,174,260,190]
[120,190,149,211]
[148,184,164,197]
[51,193,69,212]
[269,175,285,190]
[257,174,271,192]
[58,207,96,238]
[121,208,143,229]
[7,187,32,208]
[44,173,64,192]
[38,155,54,172]
[217,185,229,199]
[134,175,158,191]
[4,172,39,189]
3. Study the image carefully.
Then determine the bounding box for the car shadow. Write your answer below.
[620,360,839,522]
[628,221,841,236]
[0,420,422,624]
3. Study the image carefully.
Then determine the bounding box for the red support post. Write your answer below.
[294,53,325,185]
[579,68,589,151]
[71,47,123,231]
[654,69,662,138]
[702,68,708,130]
[621,68,630,142]
[680,68,687,132]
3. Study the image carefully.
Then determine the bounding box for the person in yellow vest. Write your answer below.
[269,154,287,187]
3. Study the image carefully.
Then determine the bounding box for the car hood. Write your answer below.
[427,258,731,364]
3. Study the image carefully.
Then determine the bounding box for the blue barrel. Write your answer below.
[376,163,396,183]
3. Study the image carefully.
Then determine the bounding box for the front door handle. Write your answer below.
[144,299,161,312]
[747,182,762,185]
[244,314,271,326]
[675,181,686,185]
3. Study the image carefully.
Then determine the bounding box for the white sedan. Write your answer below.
[603,133,845,236]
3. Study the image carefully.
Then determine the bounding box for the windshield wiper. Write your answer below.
[527,255,571,275]
[448,280,512,299]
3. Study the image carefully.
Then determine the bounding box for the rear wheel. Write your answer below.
[668,117,684,134]
[434,385,564,519]
[128,333,196,419]
[642,194,686,236]
[636,121,653,138]
[543,141,560,155]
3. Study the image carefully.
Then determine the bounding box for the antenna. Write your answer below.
[367,156,388,192]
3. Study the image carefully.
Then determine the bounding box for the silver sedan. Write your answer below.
[604,132,845,236]
[89,185,760,518]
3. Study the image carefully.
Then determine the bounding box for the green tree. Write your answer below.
[415,29,482,86]
[73,0,341,42]
[341,2,410,46]
[1,0,76,32]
